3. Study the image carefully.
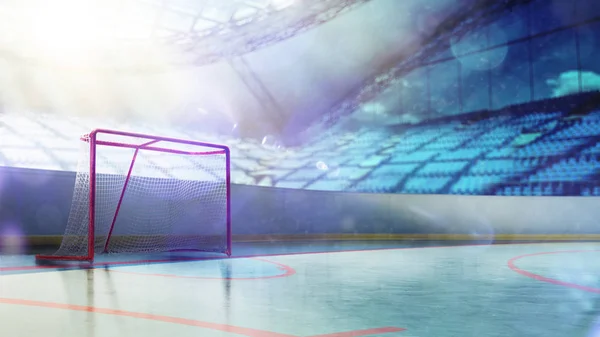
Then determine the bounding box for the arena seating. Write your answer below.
[1,91,599,196]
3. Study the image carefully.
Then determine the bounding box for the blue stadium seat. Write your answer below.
[417,161,469,176]
[547,120,600,140]
[514,112,562,124]
[391,150,439,163]
[582,142,600,154]
[437,148,483,160]
[465,130,516,147]
[402,176,452,193]
[486,147,515,159]
[450,175,507,194]
[513,139,588,158]
[370,163,419,176]
[526,155,600,183]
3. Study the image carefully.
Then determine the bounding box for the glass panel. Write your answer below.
[578,22,600,92]
[384,83,404,116]
[531,29,578,100]
[450,26,488,57]
[491,41,532,109]
[402,68,429,116]
[428,45,454,63]
[461,60,490,113]
[576,0,600,23]
[429,60,460,116]
[530,0,576,36]
[490,3,530,43]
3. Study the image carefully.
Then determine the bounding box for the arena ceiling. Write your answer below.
[0,0,467,140]
[0,0,371,69]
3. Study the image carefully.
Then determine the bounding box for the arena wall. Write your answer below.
[0,167,598,248]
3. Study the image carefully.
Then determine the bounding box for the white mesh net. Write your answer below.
[51,131,229,259]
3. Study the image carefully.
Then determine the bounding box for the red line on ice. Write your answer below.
[0,297,405,337]
[108,257,296,280]
[507,249,600,293]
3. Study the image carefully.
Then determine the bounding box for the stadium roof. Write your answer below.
[0,0,371,70]
[0,0,479,140]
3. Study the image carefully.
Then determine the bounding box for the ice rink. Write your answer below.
[2,241,600,337]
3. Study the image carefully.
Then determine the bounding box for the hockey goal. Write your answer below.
[36,129,231,262]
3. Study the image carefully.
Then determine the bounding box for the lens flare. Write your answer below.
[0,223,26,254]
[316,161,328,170]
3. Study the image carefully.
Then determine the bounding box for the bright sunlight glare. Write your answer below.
[12,0,148,65]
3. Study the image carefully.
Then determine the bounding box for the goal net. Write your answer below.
[36,129,231,262]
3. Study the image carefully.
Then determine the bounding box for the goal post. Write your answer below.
[36,129,231,262]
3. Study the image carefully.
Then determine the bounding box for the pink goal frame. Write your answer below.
[36,129,232,262]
